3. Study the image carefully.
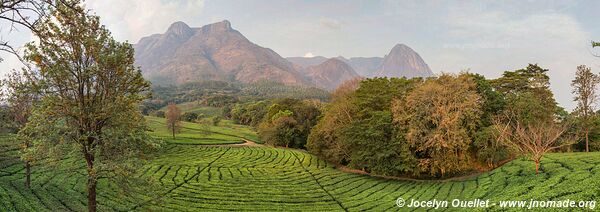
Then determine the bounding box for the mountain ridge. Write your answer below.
[134,20,307,86]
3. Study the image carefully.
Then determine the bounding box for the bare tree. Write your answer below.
[572,65,600,152]
[494,119,576,174]
[166,103,181,139]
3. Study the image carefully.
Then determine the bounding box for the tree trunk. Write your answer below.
[586,129,589,152]
[25,161,31,189]
[534,160,540,175]
[87,176,97,212]
[85,152,97,212]
[172,123,175,139]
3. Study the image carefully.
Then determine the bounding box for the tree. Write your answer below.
[181,112,198,122]
[153,110,165,118]
[307,78,360,164]
[394,74,481,176]
[467,73,509,167]
[571,65,600,152]
[258,99,320,148]
[494,119,575,174]
[21,3,155,211]
[166,103,181,139]
[1,70,37,188]
[493,64,559,125]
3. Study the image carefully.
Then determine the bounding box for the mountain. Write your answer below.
[303,58,360,90]
[286,56,328,68]
[336,57,383,77]
[134,20,307,86]
[286,44,433,79]
[375,44,433,78]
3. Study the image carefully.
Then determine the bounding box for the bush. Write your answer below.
[211,116,221,126]
[153,110,165,118]
[181,112,199,122]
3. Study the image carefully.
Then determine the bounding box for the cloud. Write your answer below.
[85,0,205,43]
[320,18,342,30]
[303,52,315,58]
[438,7,597,110]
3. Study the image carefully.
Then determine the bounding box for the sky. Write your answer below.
[1,0,599,110]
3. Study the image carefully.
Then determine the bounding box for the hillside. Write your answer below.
[134,21,307,86]
[1,132,598,211]
[303,58,361,90]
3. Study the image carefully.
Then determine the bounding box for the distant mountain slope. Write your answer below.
[335,56,383,77]
[134,20,307,86]
[304,58,360,90]
[286,44,433,79]
[286,56,328,69]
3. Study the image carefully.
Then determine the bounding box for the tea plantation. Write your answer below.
[1,129,599,211]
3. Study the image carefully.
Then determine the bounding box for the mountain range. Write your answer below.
[134,20,433,90]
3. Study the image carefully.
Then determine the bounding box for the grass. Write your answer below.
[161,102,222,117]
[1,129,599,211]
[146,116,259,145]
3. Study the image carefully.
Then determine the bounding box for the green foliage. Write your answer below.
[492,64,559,124]
[473,126,511,166]
[342,111,415,175]
[181,112,199,122]
[231,101,270,126]
[142,80,330,114]
[258,99,320,148]
[20,3,159,210]
[308,77,421,175]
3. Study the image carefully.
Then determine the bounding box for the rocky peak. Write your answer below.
[389,43,412,54]
[201,20,233,33]
[166,21,193,37]
[376,43,433,78]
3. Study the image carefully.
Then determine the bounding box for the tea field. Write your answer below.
[1,130,599,211]
[146,116,260,145]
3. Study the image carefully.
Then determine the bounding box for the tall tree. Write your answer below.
[492,64,559,125]
[1,70,37,188]
[571,65,600,152]
[21,2,155,211]
[494,119,575,174]
[166,103,181,139]
[394,74,481,176]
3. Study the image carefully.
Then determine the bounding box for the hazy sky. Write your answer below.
[1,0,599,110]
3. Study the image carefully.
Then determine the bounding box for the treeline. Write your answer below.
[230,64,590,178]
[308,64,570,177]
[141,80,330,115]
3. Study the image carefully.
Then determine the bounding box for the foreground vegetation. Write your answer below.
[1,134,599,211]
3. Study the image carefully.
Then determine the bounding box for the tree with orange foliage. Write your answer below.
[166,103,182,139]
